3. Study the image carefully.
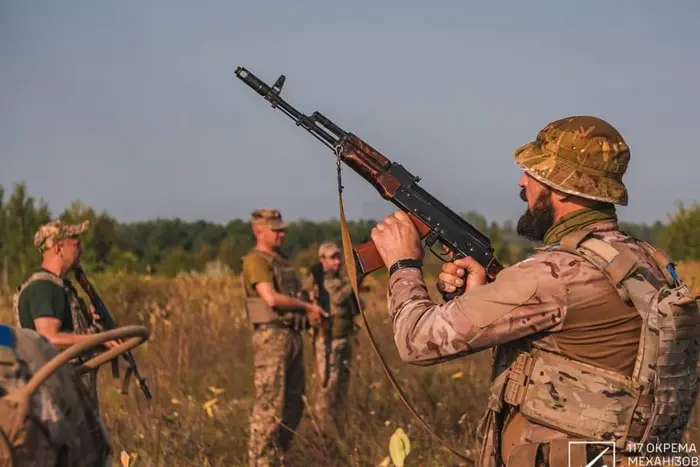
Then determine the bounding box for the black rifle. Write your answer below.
[74,266,152,400]
[234,67,504,294]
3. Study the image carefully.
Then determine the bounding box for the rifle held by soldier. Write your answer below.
[74,266,152,400]
[234,67,503,296]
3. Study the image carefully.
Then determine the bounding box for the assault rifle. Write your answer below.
[74,266,152,400]
[234,67,504,295]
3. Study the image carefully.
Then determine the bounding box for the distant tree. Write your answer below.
[658,202,700,261]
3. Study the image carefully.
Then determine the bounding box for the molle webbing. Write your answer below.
[552,231,700,449]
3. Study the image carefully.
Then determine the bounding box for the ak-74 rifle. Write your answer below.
[74,266,152,400]
[234,67,503,291]
[235,66,504,462]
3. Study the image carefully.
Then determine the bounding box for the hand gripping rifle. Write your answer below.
[234,67,504,291]
[74,266,152,400]
[235,66,504,462]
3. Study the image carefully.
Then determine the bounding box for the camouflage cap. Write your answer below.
[250,208,288,230]
[34,219,90,252]
[513,116,630,205]
[318,242,341,258]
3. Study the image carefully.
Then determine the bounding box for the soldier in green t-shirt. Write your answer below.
[12,219,119,408]
[17,272,75,332]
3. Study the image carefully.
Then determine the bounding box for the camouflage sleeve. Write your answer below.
[387,253,568,364]
[324,276,354,305]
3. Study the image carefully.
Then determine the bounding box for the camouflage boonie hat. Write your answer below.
[34,220,90,252]
[250,208,288,230]
[513,116,630,205]
[318,242,341,258]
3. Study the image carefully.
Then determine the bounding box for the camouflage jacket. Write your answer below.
[386,220,700,465]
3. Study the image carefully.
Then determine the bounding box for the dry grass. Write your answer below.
[1,262,699,466]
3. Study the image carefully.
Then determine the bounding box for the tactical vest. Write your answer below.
[240,249,306,330]
[479,230,700,467]
[0,325,112,467]
[11,271,102,407]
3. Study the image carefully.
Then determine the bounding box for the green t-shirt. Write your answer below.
[18,271,74,332]
[242,252,275,297]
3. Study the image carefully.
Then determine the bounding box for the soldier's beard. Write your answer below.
[516,189,555,242]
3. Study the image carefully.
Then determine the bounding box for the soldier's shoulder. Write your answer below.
[498,247,605,285]
[241,249,269,265]
[20,275,65,295]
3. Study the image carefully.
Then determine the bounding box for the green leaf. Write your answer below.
[389,427,411,467]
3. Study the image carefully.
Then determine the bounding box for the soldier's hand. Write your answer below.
[437,256,487,295]
[89,305,101,322]
[371,210,423,267]
[306,303,328,328]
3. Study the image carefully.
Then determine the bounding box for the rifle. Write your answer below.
[234,67,504,294]
[309,262,332,388]
[73,266,152,400]
[235,67,505,462]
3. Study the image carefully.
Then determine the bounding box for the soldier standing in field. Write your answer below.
[12,219,118,410]
[302,242,360,438]
[369,116,700,466]
[241,208,326,466]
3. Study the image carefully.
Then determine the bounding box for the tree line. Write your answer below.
[0,182,697,290]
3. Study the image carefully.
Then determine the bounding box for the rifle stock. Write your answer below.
[235,67,504,295]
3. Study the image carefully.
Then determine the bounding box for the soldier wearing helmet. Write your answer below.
[370,116,700,466]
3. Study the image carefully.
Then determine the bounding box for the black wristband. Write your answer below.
[389,259,423,276]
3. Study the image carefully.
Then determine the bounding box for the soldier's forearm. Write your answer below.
[387,268,474,364]
[387,267,567,363]
[269,291,310,313]
[39,331,90,350]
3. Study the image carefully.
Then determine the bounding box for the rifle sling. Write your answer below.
[335,152,472,463]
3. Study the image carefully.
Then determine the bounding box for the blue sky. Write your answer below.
[2,1,698,225]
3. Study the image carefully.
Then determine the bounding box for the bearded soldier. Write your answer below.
[302,242,360,437]
[241,208,326,466]
[13,220,118,410]
[370,116,700,466]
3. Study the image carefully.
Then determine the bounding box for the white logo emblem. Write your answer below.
[568,441,615,467]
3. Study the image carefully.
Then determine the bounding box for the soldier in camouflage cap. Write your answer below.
[301,242,361,438]
[33,219,91,252]
[13,219,119,411]
[241,208,326,466]
[367,116,700,466]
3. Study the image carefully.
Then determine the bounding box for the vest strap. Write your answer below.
[558,229,593,251]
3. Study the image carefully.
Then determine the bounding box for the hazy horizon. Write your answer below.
[2,1,698,226]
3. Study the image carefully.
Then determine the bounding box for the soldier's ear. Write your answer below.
[551,188,573,203]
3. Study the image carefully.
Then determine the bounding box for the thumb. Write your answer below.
[453,256,480,271]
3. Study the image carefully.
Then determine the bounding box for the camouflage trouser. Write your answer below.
[248,328,305,467]
[313,336,351,437]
